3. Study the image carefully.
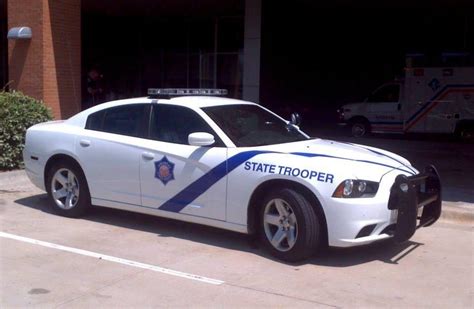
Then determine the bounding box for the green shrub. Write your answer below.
[0,91,52,170]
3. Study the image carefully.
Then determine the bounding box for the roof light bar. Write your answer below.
[148,88,228,97]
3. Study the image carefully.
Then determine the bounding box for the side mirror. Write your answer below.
[290,112,301,126]
[188,132,215,146]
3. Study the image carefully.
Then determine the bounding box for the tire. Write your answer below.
[259,188,320,262]
[457,125,474,142]
[350,120,370,137]
[46,161,91,218]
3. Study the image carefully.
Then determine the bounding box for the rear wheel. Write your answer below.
[46,161,90,217]
[259,188,320,262]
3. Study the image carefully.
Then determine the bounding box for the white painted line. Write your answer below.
[0,231,224,285]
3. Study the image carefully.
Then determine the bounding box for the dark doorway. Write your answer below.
[260,1,474,127]
[81,0,244,109]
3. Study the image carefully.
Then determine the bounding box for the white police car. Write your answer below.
[23,89,442,261]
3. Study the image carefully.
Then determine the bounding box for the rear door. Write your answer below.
[139,104,228,221]
[76,104,148,206]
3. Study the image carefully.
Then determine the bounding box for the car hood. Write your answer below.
[261,138,416,175]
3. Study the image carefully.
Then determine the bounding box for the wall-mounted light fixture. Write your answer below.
[7,27,32,39]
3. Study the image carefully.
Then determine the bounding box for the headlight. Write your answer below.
[332,179,379,198]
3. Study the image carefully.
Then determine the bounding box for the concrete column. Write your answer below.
[243,0,261,103]
[8,0,81,119]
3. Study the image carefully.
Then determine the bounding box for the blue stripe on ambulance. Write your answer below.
[405,84,474,124]
[368,84,474,131]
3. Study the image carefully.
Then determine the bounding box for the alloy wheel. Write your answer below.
[51,168,80,210]
[263,198,298,252]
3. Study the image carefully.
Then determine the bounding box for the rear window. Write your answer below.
[85,105,147,138]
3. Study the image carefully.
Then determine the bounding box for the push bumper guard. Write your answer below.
[388,165,442,242]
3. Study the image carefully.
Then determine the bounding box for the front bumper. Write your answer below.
[327,165,442,247]
[388,165,442,242]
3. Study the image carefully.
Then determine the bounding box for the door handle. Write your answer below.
[79,139,91,147]
[142,152,155,160]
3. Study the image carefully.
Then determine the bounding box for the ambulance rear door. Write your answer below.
[404,66,474,133]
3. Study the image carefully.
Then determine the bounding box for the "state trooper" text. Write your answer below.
[244,161,334,183]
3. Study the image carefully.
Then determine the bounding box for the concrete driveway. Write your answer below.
[1,135,473,307]
[0,185,472,307]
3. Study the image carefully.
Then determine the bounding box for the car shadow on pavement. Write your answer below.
[309,240,423,267]
[15,193,423,267]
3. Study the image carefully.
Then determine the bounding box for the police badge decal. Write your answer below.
[154,156,175,185]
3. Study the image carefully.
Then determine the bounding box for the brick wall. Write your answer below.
[7,0,44,101]
[8,0,81,119]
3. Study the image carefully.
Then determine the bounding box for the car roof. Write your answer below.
[66,96,257,127]
[168,96,255,108]
[87,96,255,110]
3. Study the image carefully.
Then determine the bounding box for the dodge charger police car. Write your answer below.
[23,88,442,261]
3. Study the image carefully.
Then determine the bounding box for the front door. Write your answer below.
[366,83,403,133]
[139,104,228,221]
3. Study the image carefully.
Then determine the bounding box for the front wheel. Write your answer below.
[350,121,370,137]
[46,161,91,218]
[458,126,474,141]
[259,188,321,262]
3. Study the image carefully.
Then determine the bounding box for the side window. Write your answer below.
[85,105,147,138]
[85,110,105,130]
[367,84,400,103]
[150,105,223,146]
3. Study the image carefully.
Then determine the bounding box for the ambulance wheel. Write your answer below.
[460,129,474,141]
[457,124,474,141]
[259,188,320,262]
[46,161,91,218]
[350,119,370,137]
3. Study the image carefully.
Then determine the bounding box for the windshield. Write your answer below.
[202,104,309,147]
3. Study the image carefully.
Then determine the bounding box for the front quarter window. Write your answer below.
[203,104,309,147]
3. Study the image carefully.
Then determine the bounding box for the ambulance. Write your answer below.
[338,53,474,139]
